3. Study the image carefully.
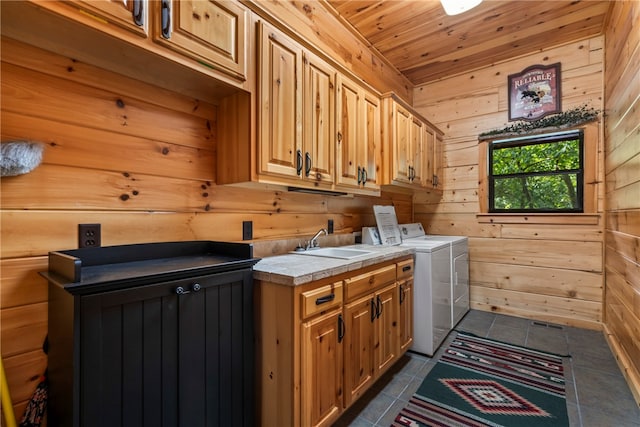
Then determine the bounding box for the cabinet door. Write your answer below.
[362,90,381,190]
[335,75,380,193]
[258,22,304,180]
[78,269,254,427]
[392,102,412,184]
[423,125,436,189]
[335,74,361,189]
[303,51,335,187]
[69,0,147,36]
[374,283,398,376]
[409,116,425,186]
[343,294,376,406]
[301,308,344,427]
[434,132,443,189]
[154,0,248,81]
[398,279,413,353]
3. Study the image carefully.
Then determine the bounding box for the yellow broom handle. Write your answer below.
[0,356,18,427]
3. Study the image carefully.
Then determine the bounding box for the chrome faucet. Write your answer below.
[307,228,328,249]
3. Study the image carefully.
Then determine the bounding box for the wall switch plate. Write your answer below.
[242,221,253,240]
[327,219,334,234]
[78,224,101,248]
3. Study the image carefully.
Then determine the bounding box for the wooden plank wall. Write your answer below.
[0,38,413,419]
[602,0,640,406]
[412,37,606,330]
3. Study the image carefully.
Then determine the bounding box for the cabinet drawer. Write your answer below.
[396,259,414,281]
[301,281,343,319]
[345,265,396,301]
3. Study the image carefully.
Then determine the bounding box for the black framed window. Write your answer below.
[489,130,584,213]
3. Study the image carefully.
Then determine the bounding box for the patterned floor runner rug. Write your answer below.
[393,333,569,427]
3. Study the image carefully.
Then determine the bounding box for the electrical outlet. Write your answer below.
[242,221,253,240]
[78,224,101,248]
[327,219,334,234]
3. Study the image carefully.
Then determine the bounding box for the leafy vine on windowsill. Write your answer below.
[478,105,601,140]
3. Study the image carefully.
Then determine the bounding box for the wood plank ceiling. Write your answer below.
[325,0,612,86]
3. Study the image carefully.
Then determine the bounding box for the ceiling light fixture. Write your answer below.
[440,0,483,15]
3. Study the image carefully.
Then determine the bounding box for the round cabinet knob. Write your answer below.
[176,286,186,295]
[192,283,201,292]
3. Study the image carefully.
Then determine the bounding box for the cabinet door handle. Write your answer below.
[296,150,303,175]
[161,0,171,39]
[376,295,382,318]
[370,298,376,323]
[357,166,362,184]
[402,265,412,272]
[337,131,342,143]
[399,284,404,304]
[175,283,201,295]
[361,168,367,186]
[338,314,345,343]
[315,294,335,305]
[133,0,144,26]
[305,152,312,177]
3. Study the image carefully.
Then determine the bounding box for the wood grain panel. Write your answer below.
[1,302,47,358]
[0,37,219,121]
[419,213,501,238]
[3,350,47,410]
[1,209,372,259]
[500,224,604,242]
[471,299,602,331]
[603,0,640,405]
[1,112,216,181]
[471,286,602,327]
[470,238,602,272]
[1,258,48,309]
[470,261,603,302]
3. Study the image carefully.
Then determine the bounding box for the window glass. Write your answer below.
[489,130,584,212]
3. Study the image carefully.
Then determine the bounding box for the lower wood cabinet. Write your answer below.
[256,256,413,427]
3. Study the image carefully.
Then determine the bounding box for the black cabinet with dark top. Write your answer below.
[42,241,259,427]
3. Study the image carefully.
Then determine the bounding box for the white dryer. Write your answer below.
[399,224,470,355]
[418,234,470,328]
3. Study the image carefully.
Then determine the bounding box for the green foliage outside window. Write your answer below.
[490,131,583,212]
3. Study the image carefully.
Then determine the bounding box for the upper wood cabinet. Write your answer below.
[257,21,335,191]
[383,94,444,191]
[335,74,381,195]
[152,0,249,81]
[68,0,147,36]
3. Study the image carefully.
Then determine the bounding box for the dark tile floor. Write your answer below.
[333,309,640,427]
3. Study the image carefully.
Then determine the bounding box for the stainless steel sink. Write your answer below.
[292,247,374,259]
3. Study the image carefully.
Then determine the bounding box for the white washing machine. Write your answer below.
[400,234,451,356]
[399,224,470,355]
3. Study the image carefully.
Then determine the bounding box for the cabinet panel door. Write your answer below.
[392,103,412,184]
[155,0,248,81]
[79,269,253,427]
[398,279,413,353]
[335,75,360,189]
[303,51,335,186]
[374,283,398,376]
[362,90,381,190]
[301,308,343,427]
[258,23,303,180]
[410,117,426,186]
[343,294,375,406]
[423,125,436,188]
[69,0,147,36]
